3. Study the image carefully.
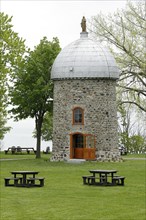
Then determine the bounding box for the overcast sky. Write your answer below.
[1,0,127,151]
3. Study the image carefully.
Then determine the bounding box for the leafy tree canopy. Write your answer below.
[0,12,26,139]
[9,37,61,158]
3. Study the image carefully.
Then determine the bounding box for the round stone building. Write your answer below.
[51,17,121,162]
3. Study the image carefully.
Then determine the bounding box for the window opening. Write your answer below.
[73,107,84,125]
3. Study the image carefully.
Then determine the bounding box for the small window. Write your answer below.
[73,107,84,125]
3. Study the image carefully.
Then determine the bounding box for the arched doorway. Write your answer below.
[70,133,96,160]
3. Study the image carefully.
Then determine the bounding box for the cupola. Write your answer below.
[51,17,119,80]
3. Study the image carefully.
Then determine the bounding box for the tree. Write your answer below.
[118,97,146,153]
[9,37,61,158]
[40,111,53,141]
[0,12,26,139]
[90,1,146,112]
[33,111,53,141]
[118,104,133,150]
[128,135,146,153]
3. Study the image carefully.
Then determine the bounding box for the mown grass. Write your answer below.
[0,152,145,220]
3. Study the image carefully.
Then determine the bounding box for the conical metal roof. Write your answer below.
[51,32,119,80]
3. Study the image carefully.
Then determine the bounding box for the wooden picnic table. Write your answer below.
[11,171,39,186]
[82,170,125,186]
[89,170,117,186]
[4,171,44,187]
[5,147,36,154]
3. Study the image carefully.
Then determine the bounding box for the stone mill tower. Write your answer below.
[51,17,121,161]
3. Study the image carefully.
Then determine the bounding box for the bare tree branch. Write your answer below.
[119,101,146,112]
[89,1,146,113]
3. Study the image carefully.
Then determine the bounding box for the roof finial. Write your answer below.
[81,16,86,32]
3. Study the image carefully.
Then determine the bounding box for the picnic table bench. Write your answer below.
[82,176,95,185]
[82,170,125,186]
[27,177,45,187]
[4,171,45,187]
[112,176,125,186]
[5,147,36,154]
[4,177,21,186]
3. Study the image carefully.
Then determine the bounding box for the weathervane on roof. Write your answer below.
[81,16,86,32]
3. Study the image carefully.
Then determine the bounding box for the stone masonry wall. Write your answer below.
[51,79,121,161]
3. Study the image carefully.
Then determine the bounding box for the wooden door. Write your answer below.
[70,133,96,160]
[74,148,84,159]
[73,133,84,159]
[84,135,96,160]
[83,148,96,160]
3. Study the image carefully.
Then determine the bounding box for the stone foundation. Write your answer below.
[96,150,122,162]
[50,149,122,162]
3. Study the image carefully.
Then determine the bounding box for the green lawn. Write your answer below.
[0,152,145,220]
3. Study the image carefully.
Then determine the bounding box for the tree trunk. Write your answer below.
[35,116,43,158]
